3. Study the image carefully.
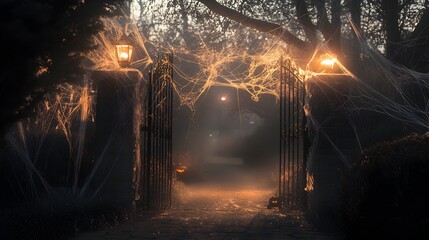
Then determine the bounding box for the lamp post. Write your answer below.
[115,34,134,67]
[306,51,356,223]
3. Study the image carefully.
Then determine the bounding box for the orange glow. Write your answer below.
[176,168,185,173]
[35,66,48,77]
[115,44,133,66]
[221,96,227,101]
[305,173,314,192]
[320,54,336,69]
[119,51,129,60]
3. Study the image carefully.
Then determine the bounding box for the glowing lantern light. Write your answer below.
[267,196,281,209]
[115,34,133,67]
[308,52,339,73]
[320,54,336,69]
[221,96,227,101]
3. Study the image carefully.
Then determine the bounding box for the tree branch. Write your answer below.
[196,0,310,50]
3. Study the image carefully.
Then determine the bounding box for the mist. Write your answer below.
[172,85,279,190]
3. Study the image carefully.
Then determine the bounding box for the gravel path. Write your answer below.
[73,183,339,240]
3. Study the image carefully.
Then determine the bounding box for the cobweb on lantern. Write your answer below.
[85,16,153,71]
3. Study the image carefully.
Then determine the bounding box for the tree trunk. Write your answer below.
[348,0,363,76]
[329,0,342,55]
[381,0,401,60]
[178,0,199,50]
[294,0,317,45]
[402,7,429,71]
[311,0,342,56]
[350,0,362,28]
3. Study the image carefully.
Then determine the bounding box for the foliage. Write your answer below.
[0,0,126,137]
[341,132,429,239]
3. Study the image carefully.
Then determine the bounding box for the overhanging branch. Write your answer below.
[196,0,311,50]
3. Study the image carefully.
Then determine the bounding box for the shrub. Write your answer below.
[0,196,128,240]
[341,133,429,239]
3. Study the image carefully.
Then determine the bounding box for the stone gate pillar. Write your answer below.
[306,76,359,229]
[91,70,142,211]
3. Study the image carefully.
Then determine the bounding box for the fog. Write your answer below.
[172,86,280,193]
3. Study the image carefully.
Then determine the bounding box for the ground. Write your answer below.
[73,183,339,240]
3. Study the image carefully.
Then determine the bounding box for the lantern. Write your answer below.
[308,52,338,73]
[115,34,133,67]
[320,54,336,69]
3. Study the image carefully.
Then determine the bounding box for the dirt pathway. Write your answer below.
[73,183,338,240]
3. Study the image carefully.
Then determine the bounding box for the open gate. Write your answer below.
[140,54,173,210]
[279,58,308,209]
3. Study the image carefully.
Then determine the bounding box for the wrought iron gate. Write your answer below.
[140,54,173,210]
[279,58,308,209]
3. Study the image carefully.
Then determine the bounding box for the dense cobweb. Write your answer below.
[4,14,429,203]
